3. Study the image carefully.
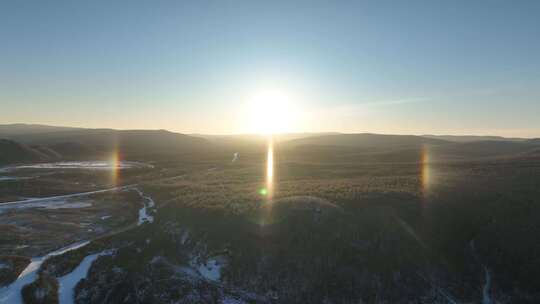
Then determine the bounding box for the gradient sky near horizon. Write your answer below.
[1,0,539,137]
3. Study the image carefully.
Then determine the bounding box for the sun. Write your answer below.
[246,89,299,134]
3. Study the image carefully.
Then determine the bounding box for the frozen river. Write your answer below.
[0,241,89,304]
[3,161,152,171]
[57,249,114,304]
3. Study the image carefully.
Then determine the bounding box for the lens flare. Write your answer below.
[111,149,120,186]
[420,145,431,198]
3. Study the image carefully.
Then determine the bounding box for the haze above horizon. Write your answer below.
[1,1,539,137]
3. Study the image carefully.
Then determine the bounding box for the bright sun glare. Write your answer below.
[246,89,299,134]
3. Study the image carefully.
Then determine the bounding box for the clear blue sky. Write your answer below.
[1,0,539,136]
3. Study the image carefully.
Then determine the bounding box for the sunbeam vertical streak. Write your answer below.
[266,136,274,200]
[420,145,430,199]
[111,145,120,186]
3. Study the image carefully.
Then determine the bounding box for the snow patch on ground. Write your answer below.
[150,256,162,264]
[180,230,190,245]
[222,297,247,304]
[197,259,222,281]
[0,241,89,304]
[57,249,114,304]
[190,256,227,282]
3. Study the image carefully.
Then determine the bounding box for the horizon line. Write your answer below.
[0,122,538,139]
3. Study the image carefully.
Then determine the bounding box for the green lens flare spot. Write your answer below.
[259,188,268,196]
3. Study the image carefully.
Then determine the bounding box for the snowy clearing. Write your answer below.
[190,256,227,282]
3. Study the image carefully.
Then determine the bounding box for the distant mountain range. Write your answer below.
[285,133,448,149]
[0,124,211,164]
[284,133,540,161]
[1,124,539,164]
[422,134,527,142]
[0,123,83,137]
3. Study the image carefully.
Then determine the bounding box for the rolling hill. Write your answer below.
[0,124,83,137]
[285,133,449,149]
[0,139,59,164]
[422,134,526,143]
[0,124,214,163]
[283,133,540,161]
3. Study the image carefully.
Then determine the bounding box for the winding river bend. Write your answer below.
[0,187,157,304]
[470,240,493,304]
[0,241,89,304]
[134,188,155,225]
[57,250,114,304]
